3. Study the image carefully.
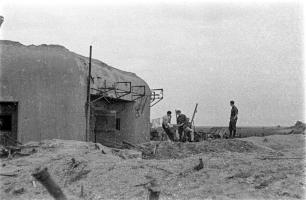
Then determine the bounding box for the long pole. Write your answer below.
[86,45,92,142]
[190,103,198,131]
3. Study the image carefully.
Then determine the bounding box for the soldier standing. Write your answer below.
[229,100,238,138]
[176,110,187,142]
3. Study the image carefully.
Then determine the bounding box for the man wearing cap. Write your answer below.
[162,111,175,141]
[229,100,238,138]
[176,110,187,142]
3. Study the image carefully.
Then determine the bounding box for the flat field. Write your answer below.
[196,126,298,137]
[155,125,304,138]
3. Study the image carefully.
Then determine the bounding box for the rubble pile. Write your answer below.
[0,135,305,200]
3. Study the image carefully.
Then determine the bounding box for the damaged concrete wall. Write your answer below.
[90,101,136,146]
[0,41,88,142]
[134,95,151,143]
[0,40,151,144]
[91,96,150,146]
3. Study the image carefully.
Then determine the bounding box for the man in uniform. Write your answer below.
[162,111,175,141]
[229,100,238,138]
[184,118,194,142]
[176,110,187,142]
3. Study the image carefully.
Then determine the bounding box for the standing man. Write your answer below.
[176,110,187,142]
[184,118,194,142]
[229,100,238,138]
[162,111,175,141]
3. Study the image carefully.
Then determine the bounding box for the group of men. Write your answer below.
[162,110,194,142]
[162,100,239,141]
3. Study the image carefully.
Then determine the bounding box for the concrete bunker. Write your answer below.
[0,40,152,146]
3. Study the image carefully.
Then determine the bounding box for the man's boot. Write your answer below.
[233,130,236,138]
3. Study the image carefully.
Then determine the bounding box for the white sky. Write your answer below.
[0,0,304,126]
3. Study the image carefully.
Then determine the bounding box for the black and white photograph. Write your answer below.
[0,0,305,199]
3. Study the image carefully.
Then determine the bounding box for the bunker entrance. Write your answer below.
[94,110,116,144]
[0,102,18,146]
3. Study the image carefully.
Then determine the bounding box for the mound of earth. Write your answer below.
[141,139,276,160]
[0,135,305,200]
[240,134,305,156]
[290,121,306,134]
[293,121,306,128]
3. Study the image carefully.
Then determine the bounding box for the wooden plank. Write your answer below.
[0,173,18,177]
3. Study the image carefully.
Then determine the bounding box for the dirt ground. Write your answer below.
[154,122,305,140]
[0,134,305,200]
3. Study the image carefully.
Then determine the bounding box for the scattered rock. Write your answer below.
[113,149,142,159]
[193,158,204,171]
[255,180,269,189]
[12,187,25,195]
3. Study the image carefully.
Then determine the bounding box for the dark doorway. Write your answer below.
[116,118,120,130]
[94,110,116,145]
[0,102,18,146]
[0,115,12,131]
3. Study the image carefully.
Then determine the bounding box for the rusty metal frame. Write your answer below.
[90,81,132,104]
[90,88,110,104]
[114,82,132,99]
[150,89,163,107]
[131,85,146,101]
[90,82,147,103]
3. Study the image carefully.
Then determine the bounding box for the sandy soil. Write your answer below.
[0,134,305,200]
